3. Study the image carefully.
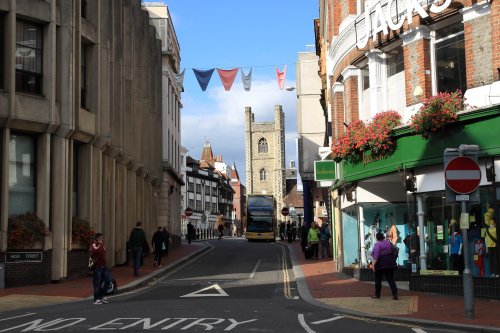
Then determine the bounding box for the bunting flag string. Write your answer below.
[216,68,239,91]
[241,68,252,92]
[173,69,185,92]
[192,68,215,91]
[276,65,287,90]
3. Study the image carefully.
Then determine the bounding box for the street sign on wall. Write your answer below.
[314,160,336,181]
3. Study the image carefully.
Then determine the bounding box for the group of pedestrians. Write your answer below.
[303,221,332,260]
[90,221,172,305]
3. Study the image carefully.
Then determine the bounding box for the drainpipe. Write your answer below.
[359,205,367,267]
[416,194,427,270]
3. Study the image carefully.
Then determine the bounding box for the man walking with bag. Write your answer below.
[128,221,147,276]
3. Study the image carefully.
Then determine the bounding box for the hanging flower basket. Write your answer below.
[7,212,47,249]
[72,218,96,249]
[410,90,464,137]
[331,120,367,163]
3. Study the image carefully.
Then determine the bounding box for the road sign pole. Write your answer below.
[458,147,476,319]
[461,199,474,319]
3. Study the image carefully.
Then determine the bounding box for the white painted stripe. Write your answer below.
[249,260,261,279]
[0,313,36,322]
[298,314,316,333]
[445,170,481,180]
[311,316,345,324]
[412,328,427,333]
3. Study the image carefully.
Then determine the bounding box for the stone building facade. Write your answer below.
[0,0,163,286]
[244,105,286,214]
[143,3,183,243]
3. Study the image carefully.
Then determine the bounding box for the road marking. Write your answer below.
[0,313,36,322]
[249,260,261,279]
[298,314,316,333]
[180,284,229,297]
[311,315,345,324]
[412,328,427,333]
[282,247,292,299]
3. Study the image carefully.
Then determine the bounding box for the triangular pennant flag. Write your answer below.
[241,68,252,91]
[276,65,287,90]
[216,68,239,91]
[174,69,185,92]
[192,68,215,91]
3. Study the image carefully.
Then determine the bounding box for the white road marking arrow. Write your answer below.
[180,284,229,298]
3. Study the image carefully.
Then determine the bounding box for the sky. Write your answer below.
[158,0,318,186]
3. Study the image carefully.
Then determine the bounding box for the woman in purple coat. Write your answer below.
[371,232,398,300]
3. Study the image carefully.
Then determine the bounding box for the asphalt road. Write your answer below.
[0,238,460,332]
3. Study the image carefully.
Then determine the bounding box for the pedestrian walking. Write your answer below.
[320,223,332,258]
[371,232,398,300]
[152,226,164,267]
[187,221,195,244]
[217,223,224,240]
[307,222,320,260]
[128,221,147,276]
[90,233,110,305]
[161,227,170,257]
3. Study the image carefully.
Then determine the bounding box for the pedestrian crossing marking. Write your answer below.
[180,284,229,298]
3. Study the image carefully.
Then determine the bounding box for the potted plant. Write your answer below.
[7,212,47,249]
[410,90,464,137]
[72,217,96,249]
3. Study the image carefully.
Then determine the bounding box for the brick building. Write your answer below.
[317,0,500,297]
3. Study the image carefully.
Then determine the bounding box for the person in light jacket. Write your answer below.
[307,222,320,260]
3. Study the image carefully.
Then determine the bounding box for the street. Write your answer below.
[0,239,461,332]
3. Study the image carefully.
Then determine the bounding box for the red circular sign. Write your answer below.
[281,207,290,216]
[184,207,193,217]
[445,156,481,194]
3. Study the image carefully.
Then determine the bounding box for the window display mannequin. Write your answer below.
[388,223,398,245]
[403,228,420,264]
[473,238,485,277]
[485,208,498,277]
[448,226,463,273]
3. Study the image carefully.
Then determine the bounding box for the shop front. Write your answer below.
[338,105,500,298]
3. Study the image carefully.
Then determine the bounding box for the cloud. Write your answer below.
[181,78,297,186]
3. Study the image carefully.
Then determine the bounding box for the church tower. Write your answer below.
[245,105,286,213]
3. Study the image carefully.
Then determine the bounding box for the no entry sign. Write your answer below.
[445,156,481,194]
[281,207,289,216]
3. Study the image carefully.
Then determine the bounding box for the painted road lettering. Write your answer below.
[0,317,257,331]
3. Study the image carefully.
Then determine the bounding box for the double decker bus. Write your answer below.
[245,195,276,241]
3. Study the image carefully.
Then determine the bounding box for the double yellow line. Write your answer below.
[281,246,293,299]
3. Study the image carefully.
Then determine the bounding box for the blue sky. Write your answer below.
[160,0,318,186]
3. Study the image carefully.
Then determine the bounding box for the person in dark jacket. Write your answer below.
[128,221,147,276]
[152,226,164,267]
[371,232,398,300]
[161,227,170,257]
[90,233,110,305]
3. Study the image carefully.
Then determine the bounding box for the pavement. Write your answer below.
[1,238,500,332]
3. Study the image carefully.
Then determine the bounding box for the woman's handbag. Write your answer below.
[88,256,96,271]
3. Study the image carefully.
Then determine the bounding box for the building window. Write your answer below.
[188,181,194,192]
[387,46,404,77]
[212,203,217,212]
[196,184,201,194]
[8,133,36,216]
[361,66,369,90]
[188,199,195,209]
[80,42,89,109]
[15,20,43,94]
[205,185,210,195]
[0,14,4,89]
[196,200,202,211]
[205,201,211,211]
[260,169,267,181]
[434,21,466,93]
[258,138,268,154]
[81,0,88,19]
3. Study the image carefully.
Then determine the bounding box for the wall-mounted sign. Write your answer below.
[356,0,452,48]
[6,252,43,263]
[314,160,336,181]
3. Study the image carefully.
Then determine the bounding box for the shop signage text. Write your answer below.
[314,160,336,181]
[6,252,43,263]
[356,0,452,48]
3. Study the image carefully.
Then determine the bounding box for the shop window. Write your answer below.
[434,21,466,93]
[8,133,36,216]
[0,14,4,90]
[15,20,43,95]
[258,138,268,154]
[260,169,267,181]
[342,206,359,268]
